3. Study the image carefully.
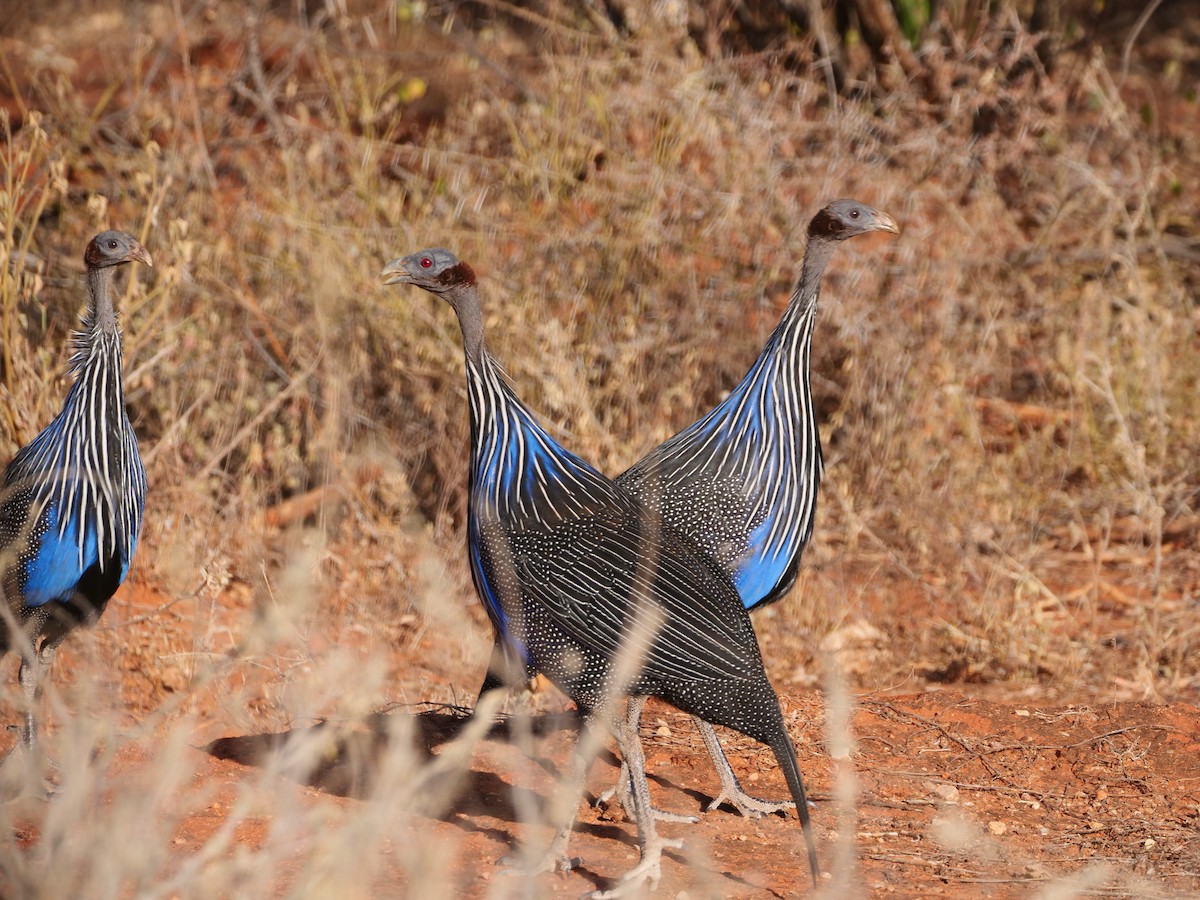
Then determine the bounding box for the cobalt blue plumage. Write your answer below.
[0,230,151,760]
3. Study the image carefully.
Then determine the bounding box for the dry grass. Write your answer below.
[0,0,1197,894]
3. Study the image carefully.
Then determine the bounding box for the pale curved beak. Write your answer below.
[380,259,410,285]
[872,211,900,235]
[128,240,154,268]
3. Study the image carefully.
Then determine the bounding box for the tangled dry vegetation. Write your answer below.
[0,0,1197,894]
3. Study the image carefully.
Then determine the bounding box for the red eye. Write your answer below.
[420,257,433,268]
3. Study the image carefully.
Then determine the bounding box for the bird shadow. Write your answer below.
[202,703,593,821]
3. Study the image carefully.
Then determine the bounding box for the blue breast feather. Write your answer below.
[473,408,600,663]
[21,500,135,607]
[468,525,506,627]
[735,519,796,607]
[22,503,97,607]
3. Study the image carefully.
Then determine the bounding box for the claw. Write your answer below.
[584,836,684,899]
[706,788,795,818]
[603,763,699,824]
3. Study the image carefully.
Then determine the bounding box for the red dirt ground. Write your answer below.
[3,572,1198,898]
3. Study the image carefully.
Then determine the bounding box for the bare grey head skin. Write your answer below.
[84,231,153,270]
[83,231,153,336]
[381,248,484,357]
[795,199,898,306]
[807,199,899,242]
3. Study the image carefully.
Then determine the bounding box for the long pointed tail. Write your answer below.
[769,729,819,887]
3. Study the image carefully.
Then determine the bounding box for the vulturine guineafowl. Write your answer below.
[0,231,150,771]
[620,200,898,608]
[476,200,899,819]
[382,248,820,894]
[607,199,900,816]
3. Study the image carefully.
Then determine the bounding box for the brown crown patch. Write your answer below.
[439,261,477,287]
[83,237,108,268]
[807,207,847,239]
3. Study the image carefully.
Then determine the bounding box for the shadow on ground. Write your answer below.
[202,703,589,804]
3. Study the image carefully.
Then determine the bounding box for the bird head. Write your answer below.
[808,200,899,241]
[381,248,476,294]
[84,231,153,269]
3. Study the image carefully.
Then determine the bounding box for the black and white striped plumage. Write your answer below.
[0,230,150,758]
[620,199,898,609]
[382,248,820,891]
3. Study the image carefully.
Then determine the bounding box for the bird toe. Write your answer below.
[708,787,796,818]
[652,807,699,824]
[498,850,579,878]
[584,836,680,899]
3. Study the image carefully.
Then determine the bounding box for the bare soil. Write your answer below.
[4,571,1198,898]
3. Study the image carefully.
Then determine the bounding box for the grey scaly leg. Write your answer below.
[10,632,62,796]
[600,697,790,820]
[34,641,59,735]
[586,703,684,899]
[597,696,698,824]
[12,609,50,753]
[16,652,39,752]
[696,718,795,817]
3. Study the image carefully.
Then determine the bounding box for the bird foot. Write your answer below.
[0,742,58,803]
[597,777,699,824]
[499,850,578,878]
[706,787,796,818]
[584,836,684,899]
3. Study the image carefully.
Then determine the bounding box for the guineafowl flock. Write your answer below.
[1,201,897,895]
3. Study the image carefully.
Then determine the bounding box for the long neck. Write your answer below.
[449,283,497,449]
[779,235,836,331]
[750,235,835,372]
[449,282,516,455]
[448,284,612,523]
[86,266,120,336]
[72,266,123,375]
[451,284,485,365]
